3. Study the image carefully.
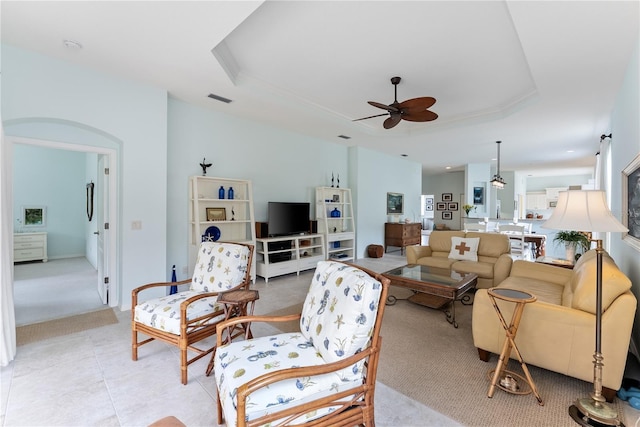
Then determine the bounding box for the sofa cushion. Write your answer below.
[416,256,457,270]
[570,250,631,314]
[191,242,251,293]
[498,276,564,305]
[428,230,465,253]
[452,260,494,280]
[448,236,480,261]
[466,232,511,258]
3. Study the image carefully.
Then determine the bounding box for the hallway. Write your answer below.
[13,257,105,326]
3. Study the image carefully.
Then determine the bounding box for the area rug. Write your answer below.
[16,308,118,346]
[268,286,626,426]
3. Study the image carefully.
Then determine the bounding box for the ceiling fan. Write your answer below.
[353,76,438,129]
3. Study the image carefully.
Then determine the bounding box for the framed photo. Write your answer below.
[623,153,640,251]
[387,192,404,214]
[425,204,433,211]
[442,211,452,220]
[473,186,484,205]
[442,193,453,202]
[23,206,46,227]
[206,207,226,221]
[436,202,447,211]
[332,194,340,202]
[448,202,458,211]
[425,197,433,205]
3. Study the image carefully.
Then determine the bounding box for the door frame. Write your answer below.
[9,135,118,308]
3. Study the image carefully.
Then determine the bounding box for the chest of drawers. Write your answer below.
[385,223,421,255]
[14,232,48,262]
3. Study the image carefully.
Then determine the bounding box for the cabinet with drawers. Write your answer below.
[384,223,421,254]
[14,232,48,262]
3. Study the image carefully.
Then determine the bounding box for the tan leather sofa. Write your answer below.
[406,230,513,289]
[472,249,636,398]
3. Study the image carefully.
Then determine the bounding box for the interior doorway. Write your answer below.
[10,136,118,324]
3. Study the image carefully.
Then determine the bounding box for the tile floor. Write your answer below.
[1,253,460,426]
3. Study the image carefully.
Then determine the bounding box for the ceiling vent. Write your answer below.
[207,93,232,104]
[338,135,351,139]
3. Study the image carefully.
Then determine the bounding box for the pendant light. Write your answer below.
[490,140,506,189]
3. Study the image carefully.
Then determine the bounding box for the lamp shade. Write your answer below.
[542,190,628,232]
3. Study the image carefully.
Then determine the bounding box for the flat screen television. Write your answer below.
[268,202,310,237]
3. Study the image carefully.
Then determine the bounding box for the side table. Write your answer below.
[205,289,259,376]
[487,287,544,406]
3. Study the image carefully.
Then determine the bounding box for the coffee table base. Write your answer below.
[387,290,474,328]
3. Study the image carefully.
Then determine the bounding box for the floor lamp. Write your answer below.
[542,190,628,427]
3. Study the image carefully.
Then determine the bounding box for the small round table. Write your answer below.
[486,287,544,406]
[205,289,259,376]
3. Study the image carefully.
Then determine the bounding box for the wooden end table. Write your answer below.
[486,287,543,405]
[205,289,259,376]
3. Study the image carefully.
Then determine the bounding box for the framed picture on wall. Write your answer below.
[23,206,46,227]
[436,202,447,211]
[442,211,452,220]
[448,202,458,211]
[442,193,453,202]
[473,187,484,205]
[623,153,640,251]
[387,192,404,214]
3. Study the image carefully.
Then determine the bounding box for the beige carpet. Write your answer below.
[16,308,118,346]
[269,286,625,427]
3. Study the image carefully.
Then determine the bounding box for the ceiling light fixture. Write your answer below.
[490,140,506,189]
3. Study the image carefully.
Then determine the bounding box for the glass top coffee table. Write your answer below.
[382,264,478,328]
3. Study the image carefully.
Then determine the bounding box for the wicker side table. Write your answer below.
[205,289,259,376]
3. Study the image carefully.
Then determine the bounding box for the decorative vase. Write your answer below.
[218,186,225,199]
[228,187,234,200]
[565,243,576,262]
[330,208,341,218]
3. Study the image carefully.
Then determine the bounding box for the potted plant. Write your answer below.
[553,231,591,261]
[463,204,476,216]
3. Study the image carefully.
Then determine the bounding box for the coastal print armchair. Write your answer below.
[132,241,253,385]
[214,260,390,427]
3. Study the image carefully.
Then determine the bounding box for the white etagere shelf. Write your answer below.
[315,187,356,262]
[188,176,256,279]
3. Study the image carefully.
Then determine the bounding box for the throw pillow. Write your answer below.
[448,236,480,261]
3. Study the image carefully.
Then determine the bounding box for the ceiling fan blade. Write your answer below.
[401,110,439,122]
[399,97,437,111]
[368,101,399,113]
[352,113,389,122]
[383,114,402,129]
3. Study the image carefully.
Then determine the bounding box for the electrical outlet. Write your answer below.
[131,221,142,230]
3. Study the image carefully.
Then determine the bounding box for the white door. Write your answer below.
[96,155,109,304]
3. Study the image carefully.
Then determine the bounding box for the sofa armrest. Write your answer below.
[406,245,432,263]
[493,254,513,286]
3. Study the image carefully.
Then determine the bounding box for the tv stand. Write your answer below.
[256,234,325,283]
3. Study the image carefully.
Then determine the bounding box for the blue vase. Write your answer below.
[228,187,234,200]
[331,208,341,218]
[218,186,225,199]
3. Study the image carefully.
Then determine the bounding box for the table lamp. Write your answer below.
[542,190,628,426]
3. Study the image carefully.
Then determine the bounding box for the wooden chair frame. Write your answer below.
[214,262,390,427]
[131,242,254,385]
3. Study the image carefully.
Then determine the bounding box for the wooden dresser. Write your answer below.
[14,232,48,263]
[384,223,421,254]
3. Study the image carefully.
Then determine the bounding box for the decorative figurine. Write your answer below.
[231,206,235,221]
[331,173,335,188]
[337,174,340,188]
[199,158,212,176]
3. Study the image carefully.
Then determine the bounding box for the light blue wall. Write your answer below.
[352,146,422,257]
[3,44,417,311]
[3,44,168,309]
[166,98,348,277]
[13,144,87,258]
[609,41,640,350]
[526,174,593,191]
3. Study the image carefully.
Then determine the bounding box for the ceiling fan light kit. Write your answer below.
[491,140,506,189]
[353,76,438,129]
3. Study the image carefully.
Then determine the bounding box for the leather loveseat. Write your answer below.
[472,249,636,398]
[406,230,513,289]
